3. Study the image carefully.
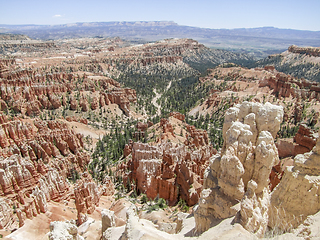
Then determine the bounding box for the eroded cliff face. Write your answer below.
[0,114,92,229]
[0,59,136,117]
[194,101,283,236]
[119,115,216,206]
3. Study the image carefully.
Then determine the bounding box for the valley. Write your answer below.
[0,34,320,240]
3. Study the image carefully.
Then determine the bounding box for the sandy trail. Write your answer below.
[151,81,172,117]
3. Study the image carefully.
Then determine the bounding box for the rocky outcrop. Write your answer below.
[160,118,175,136]
[0,199,13,229]
[269,129,320,231]
[101,176,115,196]
[276,138,296,158]
[185,125,209,148]
[119,118,216,206]
[65,116,88,125]
[294,124,317,153]
[195,101,283,236]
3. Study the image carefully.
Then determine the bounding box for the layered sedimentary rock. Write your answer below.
[203,64,320,102]
[294,124,317,153]
[195,101,283,236]
[269,130,320,231]
[120,117,215,206]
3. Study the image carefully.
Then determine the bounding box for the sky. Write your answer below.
[1,0,320,31]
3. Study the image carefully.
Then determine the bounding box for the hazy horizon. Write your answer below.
[1,21,320,33]
[1,0,320,31]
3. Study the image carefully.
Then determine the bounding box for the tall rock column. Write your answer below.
[194,102,283,235]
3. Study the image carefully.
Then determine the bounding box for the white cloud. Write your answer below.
[53,14,62,18]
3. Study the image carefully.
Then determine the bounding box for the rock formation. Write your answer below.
[259,71,320,100]
[269,129,320,231]
[119,116,216,206]
[0,59,136,117]
[294,124,317,153]
[195,101,283,237]
[0,115,93,229]
[169,112,185,121]
[74,172,100,225]
[0,199,13,229]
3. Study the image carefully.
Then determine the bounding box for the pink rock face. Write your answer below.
[276,124,317,159]
[276,138,296,158]
[185,124,209,148]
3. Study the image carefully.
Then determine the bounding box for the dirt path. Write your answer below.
[151,81,172,117]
